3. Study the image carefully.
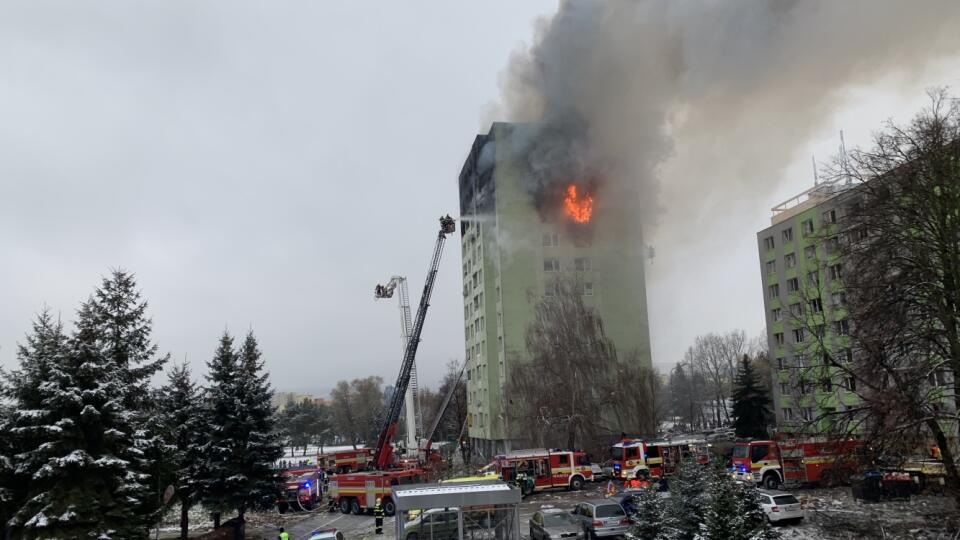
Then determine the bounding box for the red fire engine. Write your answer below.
[485,449,593,495]
[328,468,425,516]
[276,468,322,513]
[609,438,710,480]
[730,438,863,489]
[318,448,374,474]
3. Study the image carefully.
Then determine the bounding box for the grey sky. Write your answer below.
[2,1,960,393]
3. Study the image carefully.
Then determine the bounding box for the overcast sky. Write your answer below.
[3,1,959,394]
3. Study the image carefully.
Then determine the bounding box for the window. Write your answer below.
[763,236,775,250]
[582,282,594,296]
[779,382,790,394]
[834,319,849,335]
[827,236,840,252]
[782,228,794,242]
[831,291,846,306]
[543,258,560,272]
[774,332,785,346]
[776,357,785,370]
[812,324,824,338]
[575,257,592,271]
[789,303,802,317]
[772,308,782,322]
[769,284,780,299]
[787,277,800,293]
[845,377,857,391]
[802,219,814,235]
[928,371,950,387]
[829,264,843,280]
[793,328,805,343]
[793,353,806,367]
[801,407,815,422]
[766,260,777,274]
[542,233,559,247]
[807,271,820,286]
[544,283,557,297]
[839,348,853,364]
[782,408,794,421]
[857,227,869,241]
[809,298,823,313]
[820,378,833,392]
[823,209,837,224]
[785,253,797,268]
[804,245,816,260]
[798,379,811,394]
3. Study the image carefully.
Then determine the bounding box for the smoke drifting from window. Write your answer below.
[491,0,960,238]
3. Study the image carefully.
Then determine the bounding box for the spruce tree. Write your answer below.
[159,362,204,540]
[703,466,741,539]
[13,319,146,538]
[231,331,283,520]
[0,375,15,536]
[731,355,773,439]
[1,310,69,536]
[631,486,667,539]
[195,332,240,528]
[667,459,708,540]
[735,485,780,540]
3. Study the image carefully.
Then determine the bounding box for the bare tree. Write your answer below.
[506,275,620,453]
[819,89,960,498]
[329,376,384,448]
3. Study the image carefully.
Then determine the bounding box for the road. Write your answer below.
[249,480,611,540]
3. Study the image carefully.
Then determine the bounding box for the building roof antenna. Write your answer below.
[839,130,851,185]
[812,154,819,186]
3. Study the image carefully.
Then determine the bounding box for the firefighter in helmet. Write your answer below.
[374,497,384,535]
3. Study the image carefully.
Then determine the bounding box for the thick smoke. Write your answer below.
[495,0,960,234]
[492,0,960,366]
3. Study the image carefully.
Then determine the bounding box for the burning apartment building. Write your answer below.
[458,122,653,457]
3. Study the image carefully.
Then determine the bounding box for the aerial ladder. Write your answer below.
[419,362,465,463]
[372,215,456,470]
[373,275,422,458]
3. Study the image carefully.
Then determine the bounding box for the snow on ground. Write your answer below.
[779,488,958,539]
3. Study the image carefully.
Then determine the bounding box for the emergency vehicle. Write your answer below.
[730,438,863,489]
[276,469,322,513]
[609,438,710,480]
[318,448,374,474]
[484,449,593,495]
[328,468,425,517]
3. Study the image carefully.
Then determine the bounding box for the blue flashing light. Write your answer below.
[303,482,311,488]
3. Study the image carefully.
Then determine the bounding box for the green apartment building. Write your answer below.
[757,181,861,434]
[458,123,653,458]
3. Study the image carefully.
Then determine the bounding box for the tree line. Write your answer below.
[0,270,282,539]
[279,360,466,458]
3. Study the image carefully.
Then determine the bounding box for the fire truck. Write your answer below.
[609,437,710,480]
[326,216,456,516]
[328,468,425,516]
[484,449,593,495]
[276,468,322,513]
[318,448,374,474]
[730,438,863,489]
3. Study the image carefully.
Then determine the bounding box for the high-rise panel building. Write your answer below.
[458,122,653,457]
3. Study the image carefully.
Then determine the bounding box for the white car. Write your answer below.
[757,489,803,524]
[590,464,606,481]
[308,528,344,540]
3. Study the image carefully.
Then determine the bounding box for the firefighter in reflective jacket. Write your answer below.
[374,498,384,535]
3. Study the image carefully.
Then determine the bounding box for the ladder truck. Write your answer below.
[328,215,456,517]
[374,275,423,458]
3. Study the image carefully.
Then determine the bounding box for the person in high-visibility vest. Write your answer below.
[374,498,384,535]
[278,527,289,540]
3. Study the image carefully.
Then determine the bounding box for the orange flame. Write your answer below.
[563,184,594,224]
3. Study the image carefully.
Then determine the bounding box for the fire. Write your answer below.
[562,184,594,224]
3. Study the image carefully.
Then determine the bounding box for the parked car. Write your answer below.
[757,489,803,524]
[571,500,630,539]
[530,508,584,540]
[308,529,344,540]
[590,464,606,481]
[403,508,459,540]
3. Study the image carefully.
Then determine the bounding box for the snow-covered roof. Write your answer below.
[393,481,520,511]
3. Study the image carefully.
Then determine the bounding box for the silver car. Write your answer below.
[571,500,630,539]
[530,508,584,540]
[757,489,804,524]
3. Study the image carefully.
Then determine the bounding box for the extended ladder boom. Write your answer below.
[422,362,465,452]
[373,215,456,469]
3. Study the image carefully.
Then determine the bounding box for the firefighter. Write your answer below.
[278,527,289,540]
[374,497,384,535]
